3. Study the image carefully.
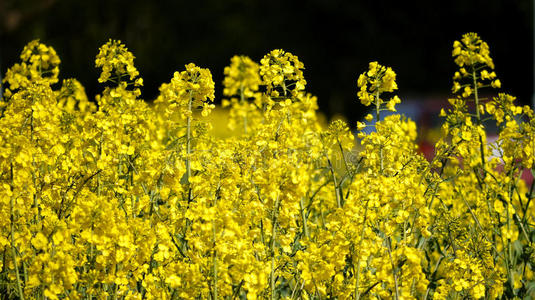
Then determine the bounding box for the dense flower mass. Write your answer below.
[0,34,534,299]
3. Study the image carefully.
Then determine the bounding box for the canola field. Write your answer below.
[0,33,534,299]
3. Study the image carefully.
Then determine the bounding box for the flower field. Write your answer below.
[0,33,534,299]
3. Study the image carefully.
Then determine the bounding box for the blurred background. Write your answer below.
[0,0,532,125]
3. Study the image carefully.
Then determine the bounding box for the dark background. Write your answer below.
[0,0,532,123]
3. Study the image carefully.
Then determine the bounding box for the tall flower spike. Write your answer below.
[95,39,142,86]
[156,63,215,119]
[357,61,400,120]
[56,78,95,114]
[2,39,61,97]
[451,33,500,95]
[223,56,261,99]
[259,49,306,99]
[222,56,262,132]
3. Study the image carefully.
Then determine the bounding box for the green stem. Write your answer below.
[375,90,381,122]
[325,153,342,208]
[212,192,218,300]
[386,237,399,300]
[506,184,515,295]
[270,194,281,300]
[423,255,445,300]
[472,67,486,171]
[374,90,384,173]
[472,68,481,122]
[9,164,25,300]
[186,92,193,201]
[355,199,370,300]
[97,135,102,196]
[299,197,309,238]
[240,84,247,134]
